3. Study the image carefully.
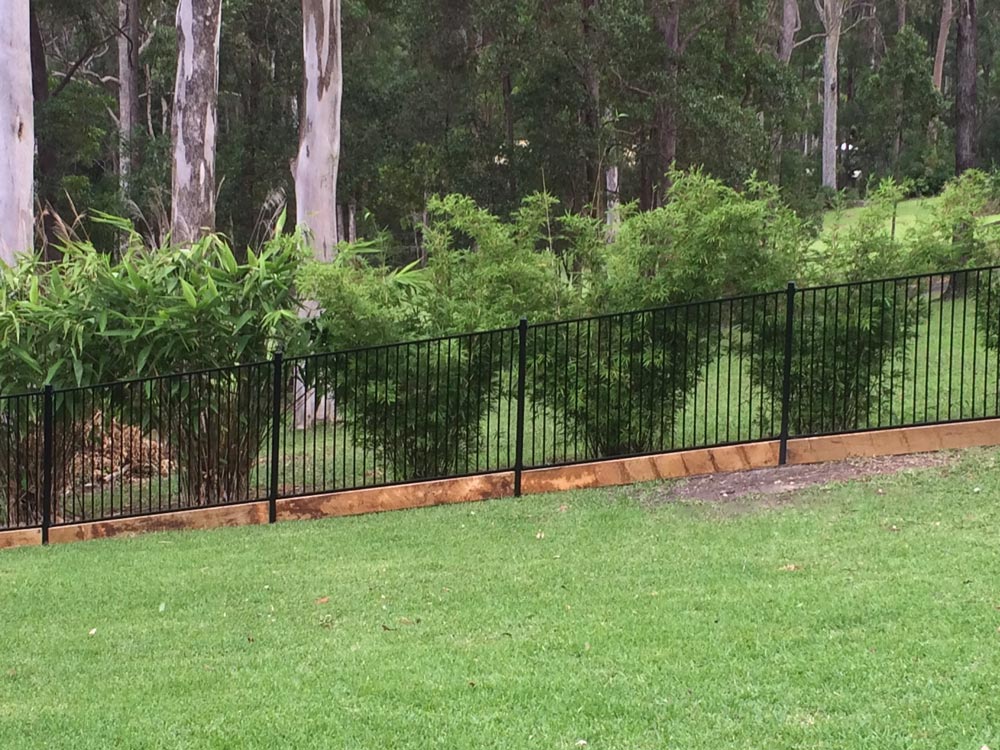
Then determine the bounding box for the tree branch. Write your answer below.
[793,31,827,48]
[610,68,654,99]
[50,33,115,98]
[678,13,719,54]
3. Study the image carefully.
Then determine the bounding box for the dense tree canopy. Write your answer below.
[12,0,1000,255]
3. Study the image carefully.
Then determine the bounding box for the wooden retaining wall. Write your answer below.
[2,419,998,550]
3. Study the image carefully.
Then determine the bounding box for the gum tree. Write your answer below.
[0,0,33,263]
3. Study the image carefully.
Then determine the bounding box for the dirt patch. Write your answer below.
[649,452,955,507]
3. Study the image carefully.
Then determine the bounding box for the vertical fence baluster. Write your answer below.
[778,282,796,465]
[514,318,528,498]
[41,385,54,544]
[269,351,284,524]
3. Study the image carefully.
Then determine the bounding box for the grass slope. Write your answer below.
[2,450,1000,749]
[817,195,1000,251]
[821,196,941,238]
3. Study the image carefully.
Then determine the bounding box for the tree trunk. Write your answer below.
[170,0,222,244]
[861,2,883,67]
[294,0,343,429]
[772,0,799,181]
[955,0,977,174]
[778,0,799,64]
[892,127,903,176]
[29,3,60,256]
[651,0,681,206]
[347,197,357,243]
[932,0,953,92]
[653,99,677,203]
[336,204,346,243]
[638,132,654,211]
[0,0,33,263]
[817,0,845,190]
[722,0,741,75]
[605,163,620,240]
[294,0,343,261]
[118,0,141,196]
[897,0,906,30]
[581,0,601,214]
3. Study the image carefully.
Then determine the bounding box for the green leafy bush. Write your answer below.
[907,169,999,272]
[300,195,564,478]
[0,222,304,521]
[534,170,806,457]
[745,179,920,435]
[529,304,723,457]
[331,330,515,481]
[745,281,916,435]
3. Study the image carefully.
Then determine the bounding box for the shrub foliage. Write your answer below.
[0,222,304,521]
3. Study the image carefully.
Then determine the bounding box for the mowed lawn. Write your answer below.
[2,451,1000,748]
[821,195,942,238]
[815,195,1000,252]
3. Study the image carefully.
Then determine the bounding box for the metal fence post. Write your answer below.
[513,318,528,497]
[778,282,796,466]
[41,385,54,544]
[268,350,284,523]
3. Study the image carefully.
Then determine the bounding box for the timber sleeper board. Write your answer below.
[0,528,42,549]
[48,501,271,544]
[520,441,782,494]
[785,419,1000,466]
[276,472,515,521]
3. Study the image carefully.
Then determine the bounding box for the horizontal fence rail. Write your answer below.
[3,264,1000,540]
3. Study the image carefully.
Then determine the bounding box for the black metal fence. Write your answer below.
[4,265,1000,539]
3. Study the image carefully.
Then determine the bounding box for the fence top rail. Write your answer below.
[795,262,1000,295]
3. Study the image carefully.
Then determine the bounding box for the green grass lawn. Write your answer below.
[821,195,941,238]
[816,195,1000,253]
[3,449,1000,748]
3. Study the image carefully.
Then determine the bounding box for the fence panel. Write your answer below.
[52,362,274,525]
[790,268,1000,437]
[525,292,787,468]
[280,327,520,497]
[0,391,45,531]
[7,264,1000,541]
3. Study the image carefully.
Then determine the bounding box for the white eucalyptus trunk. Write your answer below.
[294,0,343,429]
[170,0,222,244]
[347,198,357,243]
[118,0,141,195]
[605,165,620,241]
[932,0,953,92]
[816,0,844,190]
[0,0,33,263]
[294,0,342,261]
